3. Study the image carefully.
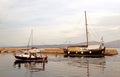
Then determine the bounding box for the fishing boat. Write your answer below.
[64,11,105,57]
[14,30,48,61]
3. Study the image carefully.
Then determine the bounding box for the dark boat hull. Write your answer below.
[14,59,47,65]
[15,56,47,61]
[64,47,105,57]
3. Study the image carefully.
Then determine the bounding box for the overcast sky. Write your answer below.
[0,0,120,47]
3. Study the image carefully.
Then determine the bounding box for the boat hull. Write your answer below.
[64,47,105,57]
[15,56,47,61]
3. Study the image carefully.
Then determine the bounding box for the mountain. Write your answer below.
[105,40,120,48]
[3,40,120,48]
[31,41,100,48]
[36,40,120,48]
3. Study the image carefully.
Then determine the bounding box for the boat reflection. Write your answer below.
[13,60,47,72]
[64,54,104,58]
[67,57,106,77]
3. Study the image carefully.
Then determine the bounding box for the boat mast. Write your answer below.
[85,11,89,47]
[27,29,33,49]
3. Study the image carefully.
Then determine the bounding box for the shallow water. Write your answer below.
[0,49,120,77]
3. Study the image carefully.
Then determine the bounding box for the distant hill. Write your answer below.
[36,40,120,48]
[3,40,120,48]
[29,41,101,48]
[105,40,120,48]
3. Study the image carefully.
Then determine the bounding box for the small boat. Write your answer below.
[14,47,47,61]
[14,30,48,61]
[64,11,105,57]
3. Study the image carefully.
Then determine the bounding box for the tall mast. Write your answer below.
[85,11,88,46]
[27,29,33,49]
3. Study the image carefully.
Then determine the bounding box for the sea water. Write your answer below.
[0,48,120,77]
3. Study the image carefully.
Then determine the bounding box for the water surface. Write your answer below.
[0,49,120,77]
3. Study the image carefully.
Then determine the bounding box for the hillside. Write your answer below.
[37,40,120,48]
[2,40,120,48]
[105,40,120,48]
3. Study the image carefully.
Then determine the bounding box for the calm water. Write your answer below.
[0,49,120,77]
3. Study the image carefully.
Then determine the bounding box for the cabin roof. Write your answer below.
[88,45,100,49]
[68,45,88,47]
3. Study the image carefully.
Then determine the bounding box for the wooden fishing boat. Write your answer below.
[64,11,105,57]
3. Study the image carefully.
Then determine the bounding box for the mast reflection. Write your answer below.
[13,60,47,72]
[67,57,106,77]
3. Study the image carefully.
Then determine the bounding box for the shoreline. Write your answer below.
[0,47,118,55]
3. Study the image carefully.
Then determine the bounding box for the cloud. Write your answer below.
[0,0,120,46]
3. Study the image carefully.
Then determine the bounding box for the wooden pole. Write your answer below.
[85,11,89,47]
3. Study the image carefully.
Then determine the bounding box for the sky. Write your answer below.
[0,0,120,47]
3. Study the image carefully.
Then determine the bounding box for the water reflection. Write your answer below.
[47,53,106,77]
[67,57,106,77]
[1,53,120,77]
[64,54,104,58]
[13,60,47,72]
